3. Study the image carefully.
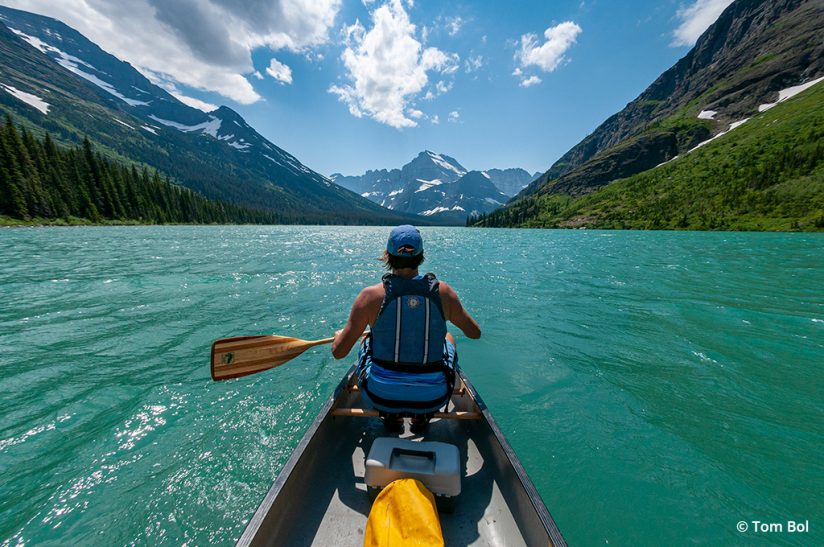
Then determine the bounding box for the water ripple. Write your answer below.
[1,227,822,545]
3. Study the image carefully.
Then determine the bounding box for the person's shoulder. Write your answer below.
[358,282,385,302]
[436,279,458,300]
[436,279,453,292]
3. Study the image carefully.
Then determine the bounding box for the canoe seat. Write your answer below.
[365,437,461,512]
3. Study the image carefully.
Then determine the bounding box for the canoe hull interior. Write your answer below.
[237,366,566,547]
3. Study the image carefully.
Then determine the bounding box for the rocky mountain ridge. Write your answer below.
[0,6,422,225]
[332,151,533,222]
[519,0,824,199]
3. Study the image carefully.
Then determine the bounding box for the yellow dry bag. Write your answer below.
[364,478,444,547]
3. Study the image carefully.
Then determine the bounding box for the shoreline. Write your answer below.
[2,217,822,232]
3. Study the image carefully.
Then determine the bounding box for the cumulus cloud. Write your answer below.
[448,111,460,123]
[517,21,582,73]
[329,0,458,128]
[520,75,542,87]
[513,21,581,87]
[2,0,341,104]
[431,114,440,124]
[671,0,734,47]
[266,58,293,84]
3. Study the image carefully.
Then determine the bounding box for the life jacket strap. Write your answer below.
[361,376,453,411]
[371,357,449,374]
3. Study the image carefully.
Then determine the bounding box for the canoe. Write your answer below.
[237,364,567,547]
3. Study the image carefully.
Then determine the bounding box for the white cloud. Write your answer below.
[446,16,463,37]
[516,21,582,74]
[671,0,734,47]
[266,58,293,84]
[448,111,459,123]
[435,80,452,95]
[253,71,264,80]
[329,0,457,128]
[520,75,542,87]
[440,53,460,74]
[431,114,440,124]
[465,55,483,73]
[173,93,218,111]
[408,108,423,119]
[149,77,218,111]
[2,0,341,104]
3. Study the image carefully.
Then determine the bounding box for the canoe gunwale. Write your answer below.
[235,365,356,547]
[456,368,567,547]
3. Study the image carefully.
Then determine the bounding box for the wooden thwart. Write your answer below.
[347,384,466,396]
[331,408,481,420]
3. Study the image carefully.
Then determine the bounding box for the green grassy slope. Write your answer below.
[478,82,824,231]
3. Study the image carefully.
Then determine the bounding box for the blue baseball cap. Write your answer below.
[387,225,423,256]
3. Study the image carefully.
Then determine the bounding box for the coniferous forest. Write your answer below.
[0,116,280,225]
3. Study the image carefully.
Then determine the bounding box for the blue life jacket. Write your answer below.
[370,273,447,369]
[359,273,454,414]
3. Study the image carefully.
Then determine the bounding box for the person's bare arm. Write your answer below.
[331,285,382,359]
[439,282,481,339]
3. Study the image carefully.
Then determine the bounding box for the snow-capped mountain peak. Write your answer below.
[333,152,532,223]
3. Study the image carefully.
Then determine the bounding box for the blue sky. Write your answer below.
[6,0,734,176]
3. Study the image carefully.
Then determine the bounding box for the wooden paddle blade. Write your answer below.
[211,335,332,381]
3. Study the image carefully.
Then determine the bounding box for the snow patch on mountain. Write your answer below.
[10,28,149,107]
[698,110,717,120]
[688,118,750,153]
[388,189,404,197]
[148,115,221,137]
[228,140,250,150]
[425,151,465,176]
[10,28,94,69]
[415,178,443,192]
[113,118,134,129]
[140,125,158,135]
[759,76,824,112]
[1,83,50,114]
[70,66,149,106]
[420,205,466,216]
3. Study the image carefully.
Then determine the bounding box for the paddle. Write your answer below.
[211,335,334,381]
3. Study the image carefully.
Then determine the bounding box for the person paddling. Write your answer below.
[332,225,481,431]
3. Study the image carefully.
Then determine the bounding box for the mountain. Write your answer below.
[484,0,824,229]
[484,168,536,197]
[480,79,824,230]
[1,117,282,225]
[0,6,423,225]
[331,151,522,222]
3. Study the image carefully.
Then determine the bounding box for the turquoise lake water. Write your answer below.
[1,226,822,546]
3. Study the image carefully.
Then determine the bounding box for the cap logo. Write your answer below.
[407,297,420,309]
